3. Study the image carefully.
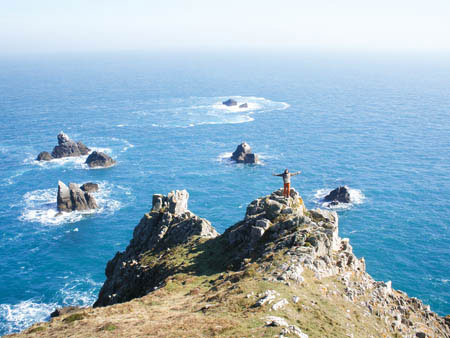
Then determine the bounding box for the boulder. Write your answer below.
[57,181,98,212]
[36,151,53,161]
[323,186,351,204]
[85,151,116,168]
[230,142,259,164]
[239,103,248,108]
[80,182,99,193]
[222,98,237,106]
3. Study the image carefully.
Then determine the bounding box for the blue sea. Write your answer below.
[0,51,449,335]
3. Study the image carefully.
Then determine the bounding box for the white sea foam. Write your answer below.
[142,96,288,128]
[25,153,89,169]
[1,169,31,186]
[313,186,365,210]
[0,299,56,334]
[111,137,135,153]
[211,100,261,112]
[57,276,102,307]
[19,181,122,225]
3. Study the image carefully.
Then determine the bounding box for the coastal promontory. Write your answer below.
[11,189,450,337]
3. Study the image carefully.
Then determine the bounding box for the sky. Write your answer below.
[1,0,450,54]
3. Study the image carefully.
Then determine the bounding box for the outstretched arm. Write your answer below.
[291,171,302,176]
[272,173,283,177]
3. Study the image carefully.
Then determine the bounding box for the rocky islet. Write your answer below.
[36,132,90,161]
[230,142,260,164]
[57,181,98,213]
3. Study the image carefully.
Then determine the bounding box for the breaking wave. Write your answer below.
[0,299,56,334]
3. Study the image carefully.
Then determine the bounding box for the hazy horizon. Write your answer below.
[1,0,450,55]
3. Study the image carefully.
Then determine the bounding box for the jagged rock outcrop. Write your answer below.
[230,142,259,164]
[85,151,116,168]
[57,181,98,212]
[222,98,237,106]
[94,190,219,307]
[36,132,90,161]
[324,186,351,204]
[51,132,90,158]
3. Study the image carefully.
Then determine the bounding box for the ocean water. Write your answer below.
[0,51,449,335]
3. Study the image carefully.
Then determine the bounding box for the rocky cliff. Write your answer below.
[11,189,450,337]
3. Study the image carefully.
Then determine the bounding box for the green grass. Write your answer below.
[28,326,45,333]
[62,313,85,323]
[99,323,117,331]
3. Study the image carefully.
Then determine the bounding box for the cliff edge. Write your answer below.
[10,189,450,337]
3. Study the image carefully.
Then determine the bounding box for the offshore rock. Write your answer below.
[239,103,248,108]
[51,131,90,158]
[324,186,351,204]
[37,132,90,160]
[36,151,53,161]
[230,142,260,164]
[222,98,237,106]
[85,151,116,168]
[94,190,219,307]
[57,181,98,212]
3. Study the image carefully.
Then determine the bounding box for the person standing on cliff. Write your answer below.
[273,169,301,198]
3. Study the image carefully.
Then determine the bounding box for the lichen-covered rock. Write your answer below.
[85,151,116,168]
[223,188,306,259]
[94,190,219,307]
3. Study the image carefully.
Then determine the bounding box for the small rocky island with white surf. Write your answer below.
[36,132,90,161]
[36,132,116,168]
[12,189,450,337]
[230,142,260,164]
[222,98,249,109]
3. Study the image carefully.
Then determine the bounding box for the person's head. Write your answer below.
[284,169,289,174]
